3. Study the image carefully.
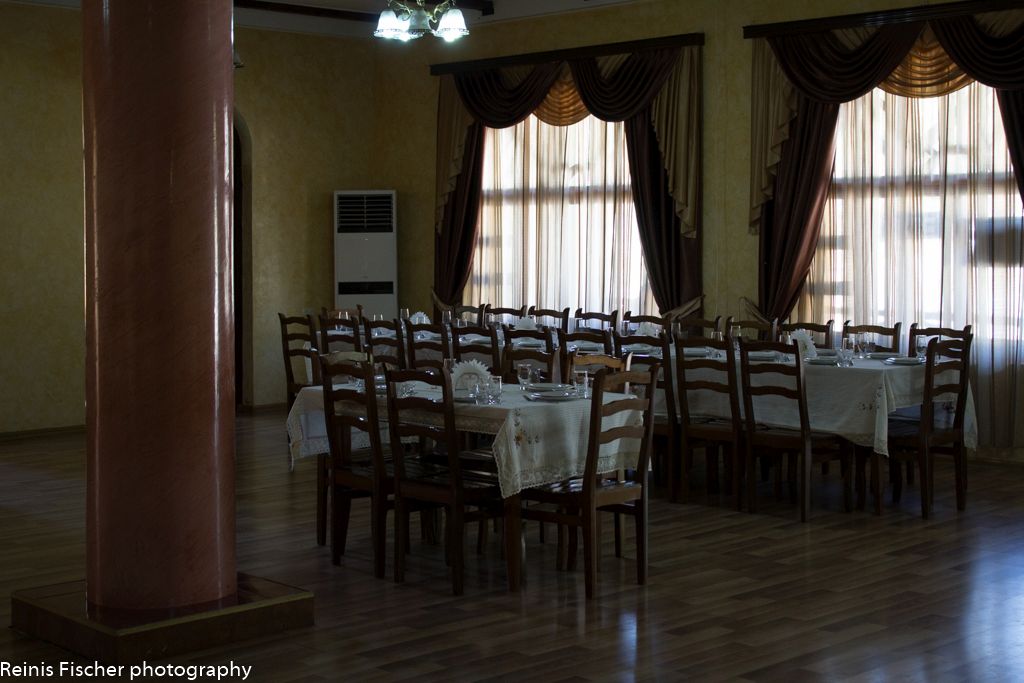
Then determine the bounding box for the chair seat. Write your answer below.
[887,417,960,448]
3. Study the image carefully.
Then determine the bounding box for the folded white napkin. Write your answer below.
[451,359,489,390]
[410,311,431,324]
[637,321,659,337]
[790,329,818,359]
[514,316,537,331]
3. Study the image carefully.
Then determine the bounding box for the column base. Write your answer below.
[10,573,313,664]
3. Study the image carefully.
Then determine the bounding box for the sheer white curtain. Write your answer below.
[798,81,1024,454]
[463,114,657,316]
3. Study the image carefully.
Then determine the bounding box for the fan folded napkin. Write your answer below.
[451,359,489,390]
[410,311,431,324]
[514,316,538,331]
[790,329,818,360]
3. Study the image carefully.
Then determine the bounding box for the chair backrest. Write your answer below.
[451,324,501,371]
[566,351,631,379]
[724,316,779,342]
[556,328,613,380]
[573,308,620,331]
[362,318,406,371]
[582,367,658,487]
[624,333,675,425]
[485,304,527,325]
[318,314,363,354]
[674,337,741,435]
[503,326,555,353]
[384,367,464,492]
[528,305,570,332]
[738,339,810,444]
[500,343,558,384]
[623,312,670,334]
[612,329,665,358]
[454,303,485,326]
[922,335,973,434]
[279,313,319,404]
[673,314,722,339]
[842,321,903,353]
[908,323,973,358]
[404,321,451,371]
[779,320,834,348]
[320,354,385,478]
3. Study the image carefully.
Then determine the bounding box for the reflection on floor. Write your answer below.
[3,410,1024,681]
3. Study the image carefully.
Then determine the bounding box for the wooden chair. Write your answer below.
[739,339,853,522]
[404,321,451,372]
[565,350,631,379]
[574,308,620,331]
[318,314,363,354]
[623,312,671,334]
[887,336,973,518]
[278,313,319,412]
[485,304,527,325]
[556,328,614,380]
[454,303,485,326]
[362,318,406,371]
[724,316,778,342]
[501,326,557,384]
[779,320,835,349]
[674,337,743,506]
[520,366,658,598]
[319,354,391,577]
[451,324,501,372]
[616,331,677,505]
[384,367,510,595]
[528,305,570,332]
[842,321,903,353]
[908,323,973,358]
[673,314,722,339]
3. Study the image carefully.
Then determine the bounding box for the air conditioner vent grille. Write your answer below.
[335,192,394,233]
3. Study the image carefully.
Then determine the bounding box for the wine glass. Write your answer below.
[572,368,589,396]
[916,336,928,360]
[399,307,410,321]
[517,363,532,390]
[441,310,453,326]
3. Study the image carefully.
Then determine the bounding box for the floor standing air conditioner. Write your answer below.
[333,190,397,318]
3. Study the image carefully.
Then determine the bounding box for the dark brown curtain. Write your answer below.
[433,122,485,308]
[932,15,1024,203]
[454,63,562,129]
[624,109,700,312]
[760,23,922,320]
[570,48,699,311]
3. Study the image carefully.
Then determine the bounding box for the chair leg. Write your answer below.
[635,497,648,586]
[331,487,352,564]
[954,444,967,511]
[918,448,931,519]
[316,454,328,546]
[678,446,692,503]
[394,500,407,584]
[747,452,758,514]
[567,508,580,571]
[371,496,387,578]
[582,505,598,599]
[706,444,720,495]
[449,505,465,596]
[787,452,798,504]
[732,444,743,511]
[855,450,866,511]
[799,449,810,523]
[871,452,882,516]
[613,512,623,558]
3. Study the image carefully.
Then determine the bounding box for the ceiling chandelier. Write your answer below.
[374,0,469,42]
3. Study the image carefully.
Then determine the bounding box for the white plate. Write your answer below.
[885,357,925,365]
[525,392,580,402]
[868,352,900,359]
[806,357,838,366]
[528,383,573,392]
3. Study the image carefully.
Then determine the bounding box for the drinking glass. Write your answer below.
[517,363,532,389]
[916,336,928,360]
[709,330,725,359]
[855,332,866,358]
[864,334,877,355]
[486,376,503,404]
[441,310,453,326]
[399,308,410,321]
[840,337,856,367]
[468,380,481,404]
[573,368,589,397]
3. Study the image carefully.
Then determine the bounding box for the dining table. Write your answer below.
[286,379,645,591]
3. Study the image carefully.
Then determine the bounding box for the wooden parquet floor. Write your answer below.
[3,410,1024,681]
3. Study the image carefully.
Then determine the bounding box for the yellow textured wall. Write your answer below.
[0,4,83,431]
[234,28,378,406]
[0,0,953,429]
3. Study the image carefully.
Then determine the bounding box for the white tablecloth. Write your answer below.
[286,383,642,498]
[665,355,978,456]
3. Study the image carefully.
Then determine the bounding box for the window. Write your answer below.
[463,113,656,316]
[798,81,1024,448]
